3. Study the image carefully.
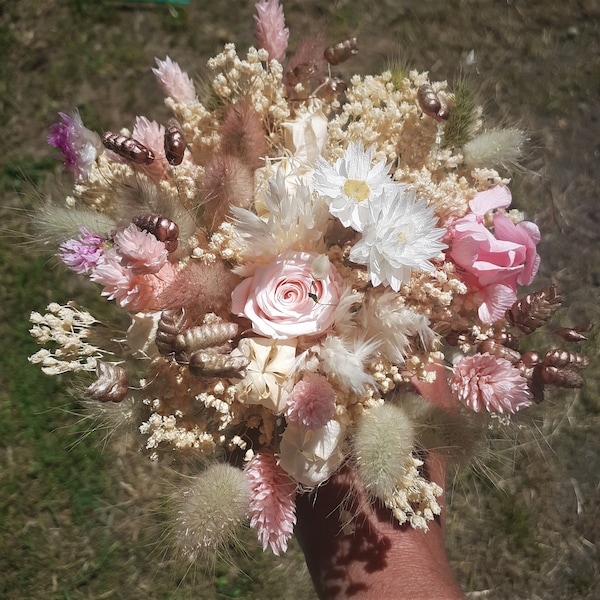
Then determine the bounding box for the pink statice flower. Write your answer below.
[245,452,296,555]
[58,227,105,274]
[450,352,533,414]
[254,0,289,63]
[285,372,336,430]
[113,223,168,275]
[47,110,102,180]
[132,116,168,182]
[152,56,196,103]
[445,185,541,323]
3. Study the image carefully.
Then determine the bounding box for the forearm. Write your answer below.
[295,463,465,600]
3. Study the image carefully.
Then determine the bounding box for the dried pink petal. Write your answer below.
[152,56,196,103]
[245,452,296,555]
[285,372,336,430]
[450,352,533,414]
[254,0,289,63]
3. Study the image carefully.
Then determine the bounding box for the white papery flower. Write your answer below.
[282,99,328,167]
[235,337,297,413]
[231,169,330,261]
[313,141,393,232]
[278,419,346,487]
[350,186,447,291]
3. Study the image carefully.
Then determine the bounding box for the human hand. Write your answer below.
[294,364,465,600]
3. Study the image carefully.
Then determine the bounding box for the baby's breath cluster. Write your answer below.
[31,0,588,568]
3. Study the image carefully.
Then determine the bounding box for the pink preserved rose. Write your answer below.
[446,185,540,323]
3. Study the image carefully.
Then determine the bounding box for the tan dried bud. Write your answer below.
[188,351,249,379]
[506,285,562,334]
[478,339,521,364]
[324,38,358,66]
[541,365,585,389]
[520,350,541,368]
[417,84,450,122]
[156,308,189,356]
[543,348,589,370]
[554,325,591,342]
[84,362,129,403]
[177,321,240,354]
[493,330,520,350]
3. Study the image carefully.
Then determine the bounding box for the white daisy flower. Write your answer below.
[313,141,393,232]
[349,186,447,291]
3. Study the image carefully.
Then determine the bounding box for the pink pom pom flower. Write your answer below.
[450,352,533,414]
[285,372,336,430]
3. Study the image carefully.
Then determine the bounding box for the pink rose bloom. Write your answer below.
[231,251,342,339]
[446,185,540,323]
[285,372,336,430]
[450,352,533,414]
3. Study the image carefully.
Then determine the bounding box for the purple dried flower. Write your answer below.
[58,227,105,274]
[47,110,102,180]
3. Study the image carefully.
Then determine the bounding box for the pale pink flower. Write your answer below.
[152,56,196,103]
[254,0,289,63]
[47,110,102,180]
[245,452,296,555]
[231,251,343,339]
[58,227,105,274]
[113,223,168,275]
[285,372,336,430]
[450,352,533,414]
[132,116,168,182]
[445,185,540,323]
[91,248,177,313]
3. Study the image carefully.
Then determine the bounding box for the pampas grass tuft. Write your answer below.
[172,463,251,564]
[158,259,241,315]
[352,402,416,501]
[220,101,268,170]
[202,154,255,230]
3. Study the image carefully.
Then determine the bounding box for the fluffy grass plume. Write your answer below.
[352,402,415,500]
[462,127,527,171]
[399,392,484,461]
[442,76,479,149]
[173,463,251,564]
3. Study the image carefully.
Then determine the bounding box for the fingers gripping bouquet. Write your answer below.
[31,0,590,562]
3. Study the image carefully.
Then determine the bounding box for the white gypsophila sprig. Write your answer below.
[349,185,447,291]
[28,303,104,374]
[313,141,393,232]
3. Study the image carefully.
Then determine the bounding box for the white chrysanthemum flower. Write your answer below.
[349,186,447,291]
[313,141,393,231]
